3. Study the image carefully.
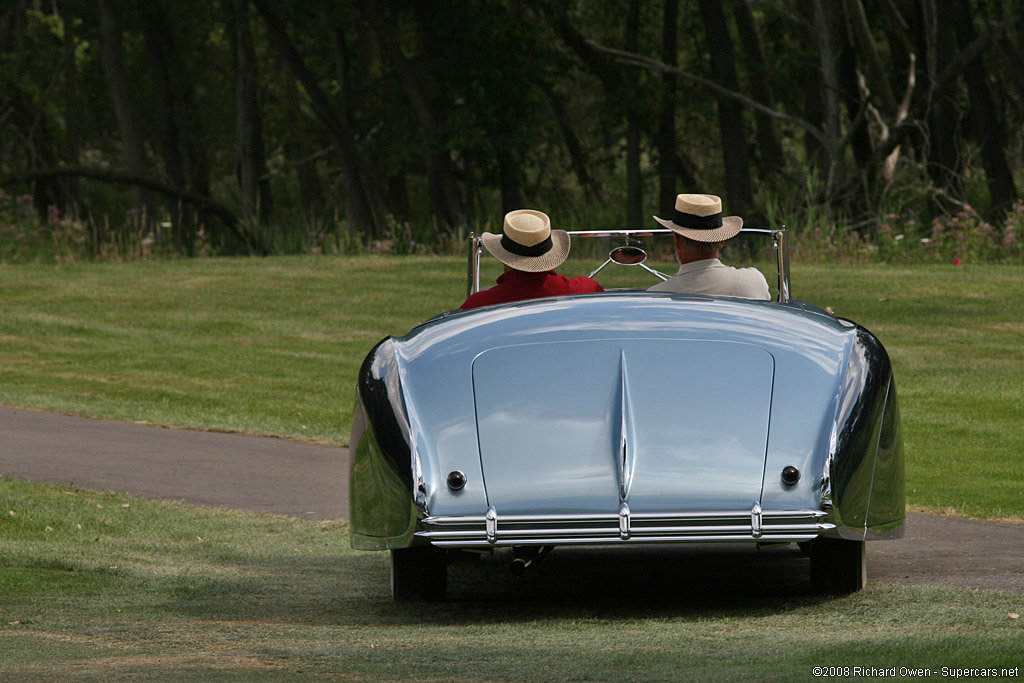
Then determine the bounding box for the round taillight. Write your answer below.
[446,470,467,491]
[781,466,800,486]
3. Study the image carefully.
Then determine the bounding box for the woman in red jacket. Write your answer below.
[460,209,603,310]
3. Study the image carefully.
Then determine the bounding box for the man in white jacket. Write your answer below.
[648,193,770,301]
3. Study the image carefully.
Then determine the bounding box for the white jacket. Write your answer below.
[648,258,770,300]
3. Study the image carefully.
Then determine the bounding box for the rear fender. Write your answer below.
[348,338,419,550]
[827,326,905,539]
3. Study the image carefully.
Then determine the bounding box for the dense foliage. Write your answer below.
[1,0,1022,261]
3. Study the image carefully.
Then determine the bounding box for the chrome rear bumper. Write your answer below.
[416,505,833,548]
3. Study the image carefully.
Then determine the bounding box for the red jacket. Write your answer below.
[460,270,604,310]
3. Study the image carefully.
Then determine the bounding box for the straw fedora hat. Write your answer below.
[653,194,743,243]
[481,209,570,272]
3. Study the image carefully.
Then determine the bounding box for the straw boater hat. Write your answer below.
[481,209,570,273]
[653,194,743,243]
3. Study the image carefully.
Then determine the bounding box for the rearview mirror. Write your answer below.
[609,246,647,265]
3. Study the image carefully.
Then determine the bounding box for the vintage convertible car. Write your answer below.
[349,229,903,600]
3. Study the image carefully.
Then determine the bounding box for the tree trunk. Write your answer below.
[179,78,211,255]
[813,0,846,193]
[675,150,701,190]
[794,0,828,176]
[697,0,754,218]
[990,1,1024,109]
[249,0,377,235]
[832,3,873,193]
[541,83,599,195]
[97,0,147,211]
[283,71,325,220]
[847,0,897,115]
[921,0,964,197]
[498,149,525,214]
[952,0,1017,215]
[731,0,785,176]
[59,0,81,214]
[657,0,679,215]
[880,0,918,177]
[412,3,465,230]
[138,0,188,249]
[357,0,463,231]
[231,0,272,230]
[624,0,642,231]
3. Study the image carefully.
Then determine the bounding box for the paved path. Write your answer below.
[0,406,348,520]
[2,405,1022,593]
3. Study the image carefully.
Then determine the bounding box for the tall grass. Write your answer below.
[6,184,1024,265]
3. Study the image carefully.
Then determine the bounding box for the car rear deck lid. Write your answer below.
[471,339,775,516]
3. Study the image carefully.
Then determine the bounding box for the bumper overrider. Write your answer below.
[416,502,834,548]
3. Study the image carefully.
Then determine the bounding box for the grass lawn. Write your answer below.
[2,478,1022,681]
[796,265,1024,521]
[0,256,464,444]
[2,256,1022,521]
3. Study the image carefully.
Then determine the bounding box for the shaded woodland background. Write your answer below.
[1,0,1023,259]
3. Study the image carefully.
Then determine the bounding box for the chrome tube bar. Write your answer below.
[467,233,483,296]
[567,229,674,238]
[424,533,827,548]
[423,509,828,525]
[775,229,790,303]
[419,524,828,538]
[416,507,832,547]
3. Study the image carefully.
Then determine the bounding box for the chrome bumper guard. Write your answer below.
[416,506,833,548]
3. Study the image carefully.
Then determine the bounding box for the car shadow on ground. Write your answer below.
[446,543,818,607]
[308,543,845,627]
[153,542,854,630]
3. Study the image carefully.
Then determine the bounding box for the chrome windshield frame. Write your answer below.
[467,227,790,303]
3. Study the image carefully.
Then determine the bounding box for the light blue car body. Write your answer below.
[349,291,904,553]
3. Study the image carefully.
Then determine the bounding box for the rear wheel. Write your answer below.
[809,538,867,594]
[390,545,447,602]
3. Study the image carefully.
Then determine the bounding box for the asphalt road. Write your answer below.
[2,405,1023,594]
[0,406,348,520]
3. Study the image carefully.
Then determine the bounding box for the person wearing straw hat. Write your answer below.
[648,193,770,300]
[460,209,603,310]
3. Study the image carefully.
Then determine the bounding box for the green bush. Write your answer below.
[875,201,1024,265]
[785,200,1024,266]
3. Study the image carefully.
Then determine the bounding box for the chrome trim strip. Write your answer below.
[617,351,636,502]
[416,507,833,547]
[422,509,828,525]
[425,532,828,548]
[419,523,830,539]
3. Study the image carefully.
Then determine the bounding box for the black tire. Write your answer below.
[809,537,867,594]
[390,545,448,602]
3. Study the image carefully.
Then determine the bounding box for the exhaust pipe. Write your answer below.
[509,546,553,575]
